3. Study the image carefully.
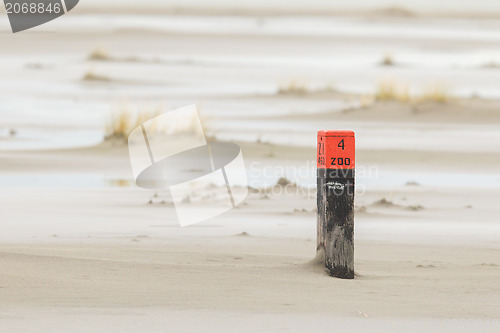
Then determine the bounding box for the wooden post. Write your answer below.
[317,130,355,279]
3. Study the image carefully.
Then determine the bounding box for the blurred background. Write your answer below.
[1,0,499,209]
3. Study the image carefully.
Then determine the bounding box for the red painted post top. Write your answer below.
[317,130,355,169]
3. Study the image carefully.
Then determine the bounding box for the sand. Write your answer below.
[1,2,499,332]
[1,123,499,331]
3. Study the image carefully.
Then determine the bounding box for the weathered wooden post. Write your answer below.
[317,130,355,279]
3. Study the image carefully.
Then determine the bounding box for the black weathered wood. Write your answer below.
[317,169,355,253]
[317,176,326,251]
[323,178,355,279]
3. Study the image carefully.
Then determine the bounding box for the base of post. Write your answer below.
[326,263,354,279]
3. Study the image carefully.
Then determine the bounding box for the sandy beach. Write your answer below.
[1,1,499,332]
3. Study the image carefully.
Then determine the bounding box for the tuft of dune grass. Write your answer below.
[481,60,500,69]
[278,79,310,95]
[88,48,111,61]
[374,80,450,103]
[88,48,142,63]
[0,127,17,139]
[105,103,164,140]
[277,79,336,95]
[375,80,410,102]
[376,6,415,17]
[379,53,395,66]
[82,69,110,82]
[105,103,207,141]
[419,84,449,103]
